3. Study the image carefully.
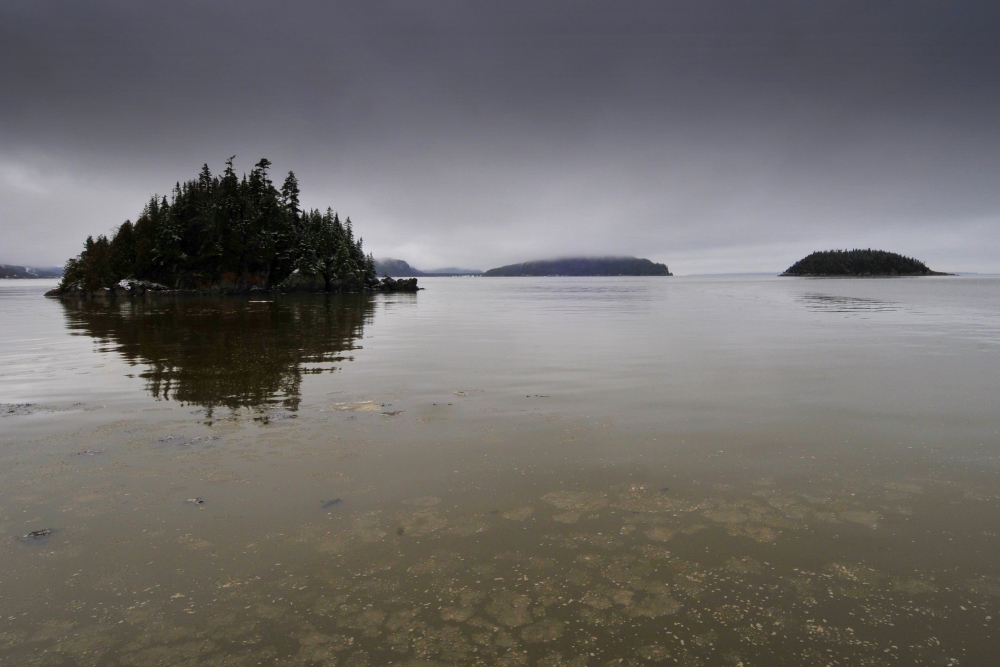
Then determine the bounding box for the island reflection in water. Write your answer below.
[60,294,376,416]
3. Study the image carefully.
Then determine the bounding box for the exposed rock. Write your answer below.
[22,529,53,539]
[376,276,419,292]
[46,274,418,297]
[46,279,168,298]
[114,279,169,296]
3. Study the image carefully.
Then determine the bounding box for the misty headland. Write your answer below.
[374,256,672,278]
[374,258,482,277]
[483,256,672,277]
[0,264,63,279]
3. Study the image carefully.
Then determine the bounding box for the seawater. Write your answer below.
[1,275,999,666]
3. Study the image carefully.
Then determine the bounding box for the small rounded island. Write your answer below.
[781,249,950,277]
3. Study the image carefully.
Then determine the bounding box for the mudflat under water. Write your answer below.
[1,275,998,667]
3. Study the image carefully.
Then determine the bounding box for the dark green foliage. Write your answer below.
[62,235,115,292]
[59,158,378,292]
[483,256,671,277]
[781,249,946,276]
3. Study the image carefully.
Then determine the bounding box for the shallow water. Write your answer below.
[1,275,999,666]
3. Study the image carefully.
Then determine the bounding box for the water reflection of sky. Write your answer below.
[797,292,901,314]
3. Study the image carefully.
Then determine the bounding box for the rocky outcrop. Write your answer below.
[46,279,169,298]
[45,276,419,298]
[375,277,419,292]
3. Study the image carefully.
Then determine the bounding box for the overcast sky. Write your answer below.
[2,1,998,273]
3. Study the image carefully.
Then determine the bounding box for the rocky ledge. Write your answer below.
[46,277,419,299]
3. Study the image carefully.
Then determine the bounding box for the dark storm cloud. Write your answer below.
[2,1,999,272]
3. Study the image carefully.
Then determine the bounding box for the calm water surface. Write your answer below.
[1,276,999,666]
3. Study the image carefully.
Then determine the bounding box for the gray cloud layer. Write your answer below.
[3,1,999,272]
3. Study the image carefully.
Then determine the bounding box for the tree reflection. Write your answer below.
[61,295,376,416]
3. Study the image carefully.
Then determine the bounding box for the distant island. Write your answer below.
[483,256,671,277]
[781,249,951,277]
[1,264,63,279]
[374,258,482,277]
[49,158,416,298]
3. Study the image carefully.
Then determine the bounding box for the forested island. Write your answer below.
[780,249,950,277]
[483,257,671,277]
[48,158,416,297]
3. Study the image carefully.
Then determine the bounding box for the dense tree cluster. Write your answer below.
[780,249,945,276]
[60,158,378,293]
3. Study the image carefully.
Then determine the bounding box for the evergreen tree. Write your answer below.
[59,157,381,293]
[280,171,300,213]
[108,221,136,279]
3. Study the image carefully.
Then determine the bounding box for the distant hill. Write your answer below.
[374,258,482,277]
[426,266,483,275]
[483,257,671,277]
[781,249,950,277]
[0,264,63,279]
[374,258,425,277]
